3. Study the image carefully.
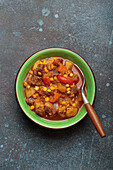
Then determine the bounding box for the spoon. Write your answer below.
[74,64,106,138]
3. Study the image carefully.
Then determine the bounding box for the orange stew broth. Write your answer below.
[23,57,87,120]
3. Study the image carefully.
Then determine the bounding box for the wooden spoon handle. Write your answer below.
[85,103,106,138]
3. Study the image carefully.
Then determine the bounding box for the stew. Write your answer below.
[23,57,87,120]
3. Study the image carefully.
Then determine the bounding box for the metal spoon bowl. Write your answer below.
[74,63,106,138]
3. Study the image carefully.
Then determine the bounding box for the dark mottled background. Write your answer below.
[0,0,113,170]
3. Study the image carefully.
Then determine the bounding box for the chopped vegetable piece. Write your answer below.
[32,60,41,70]
[65,60,73,70]
[25,87,35,98]
[77,93,83,101]
[43,77,51,86]
[50,93,60,103]
[58,73,74,85]
[57,63,66,74]
[66,107,78,117]
[73,73,79,81]
[53,58,63,65]
[34,86,39,91]
[57,83,66,93]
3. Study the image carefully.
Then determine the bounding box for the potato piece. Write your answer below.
[35,103,41,109]
[73,73,79,81]
[59,113,66,118]
[58,107,66,118]
[77,93,83,101]
[65,61,73,70]
[34,98,41,109]
[66,106,78,117]
[57,83,66,93]
[25,87,35,98]
[74,99,81,107]
[32,60,41,70]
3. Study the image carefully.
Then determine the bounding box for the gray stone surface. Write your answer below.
[0,0,113,170]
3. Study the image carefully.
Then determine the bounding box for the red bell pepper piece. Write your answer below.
[43,77,51,86]
[50,93,60,103]
[53,58,63,65]
[58,73,74,85]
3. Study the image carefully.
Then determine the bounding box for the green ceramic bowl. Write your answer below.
[15,48,96,129]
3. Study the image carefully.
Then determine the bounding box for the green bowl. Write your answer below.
[15,48,96,129]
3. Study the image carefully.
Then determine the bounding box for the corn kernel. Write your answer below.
[67,91,71,94]
[71,83,74,87]
[26,85,30,89]
[43,87,47,91]
[67,104,69,107]
[35,93,39,96]
[41,104,44,108]
[43,60,46,64]
[45,103,47,106]
[54,85,57,89]
[45,97,49,102]
[54,57,57,60]
[30,105,35,110]
[51,58,54,62]
[70,73,73,77]
[34,86,39,91]
[55,90,58,94]
[72,98,75,102]
[40,61,43,64]
[29,70,33,75]
[64,74,67,78]
[72,103,76,107]
[38,72,42,76]
[23,81,27,87]
[67,88,71,91]
[47,89,51,92]
[44,66,48,73]
[50,83,52,86]
[29,75,32,78]
[67,70,70,74]
[54,76,57,80]
[51,64,54,69]
[50,86,55,90]
[49,113,52,115]
[32,94,36,98]
[50,77,54,81]
[66,84,69,87]
[70,94,74,98]
[62,106,66,110]
[61,101,66,105]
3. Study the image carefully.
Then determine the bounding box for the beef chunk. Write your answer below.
[44,103,52,112]
[33,70,38,76]
[50,70,59,77]
[25,98,35,106]
[35,107,45,116]
[44,90,55,96]
[27,75,42,86]
[36,64,44,72]
[71,86,78,94]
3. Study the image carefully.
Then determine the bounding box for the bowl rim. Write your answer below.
[15,47,96,129]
